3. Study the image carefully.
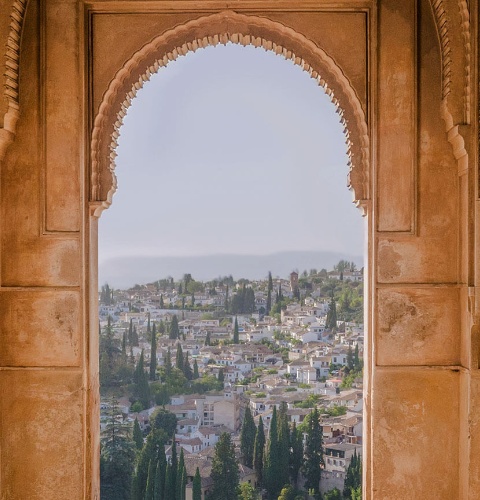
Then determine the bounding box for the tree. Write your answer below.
[209,433,239,500]
[150,322,157,381]
[289,422,303,486]
[278,402,290,482]
[239,482,260,500]
[233,316,239,344]
[264,406,283,499]
[278,485,296,500]
[324,488,343,500]
[100,400,136,500]
[351,486,362,500]
[164,463,175,500]
[193,359,199,379]
[205,331,211,346]
[346,345,354,371]
[128,318,134,345]
[150,408,177,437]
[165,347,172,377]
[176,448,187,500]
[160,294,164,309]
[133,417,143,450]
[302,407,323,495]
[176,343,184,372]
[354,344,361,372]
[154,460,165,500]
[145,459,156,500]
[240,406,256,468]
[100,315,120,387]
[158,319,166,335]
[132,429,167,500]
[218,368,224,384]
[253,416,265,486]
[343,449,361,499]
[183,351,193,380]
[192,467,201,500]
[133,350,151,409]
[170,315,180,340]
[171,435,178,495]
[326,293,337,330]
[266,271,273,315]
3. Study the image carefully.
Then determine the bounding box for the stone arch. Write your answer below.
[90,10,370,217]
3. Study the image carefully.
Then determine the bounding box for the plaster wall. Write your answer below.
[0,0,478,499]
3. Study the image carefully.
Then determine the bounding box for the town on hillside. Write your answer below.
[99,262,364,500]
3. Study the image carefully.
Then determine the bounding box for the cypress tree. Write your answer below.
[253,416,265,486]
[193,359,199,379]
[347,345,354,371]
[145,459,156,500]
[147,313,151,334]
[326,293,337,330]
[354,344,361,371]
[153,460,164,500]
[128,318,134,347]
[150,323,157,381]
[165,347,172,377]
[132,429,166,500]
[233,316,239,344]
[133,418,143,450]
[264,406,283,499]
[183,351,193,380]
[132,325,139,346]
[343,448,361,498]
[176,448,186,500]
[176,343,184,372]
[134,350,151,409]
[164,463,174,500]
[266,271,273,314]
[302,407,323,494]
[160,294,164,309]
[122,329,127,360]
[204,331,211,346]
[158,319,166,335]
[289,422,303,486]
[218,368,224,384]
[240,406,256,468]
[170,315,179,340]
[171,436,178,497]
[277,402,290,483]
[192,467,201,500]
[209,433,239,500]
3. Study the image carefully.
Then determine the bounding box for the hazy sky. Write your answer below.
[99,43,363,268]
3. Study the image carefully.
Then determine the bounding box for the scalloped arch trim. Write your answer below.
[90,10,370,216]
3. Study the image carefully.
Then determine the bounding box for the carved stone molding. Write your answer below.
[429,0,471,122]
[90,10,370,217]
[430,0,453,100]
[0,0,27,160]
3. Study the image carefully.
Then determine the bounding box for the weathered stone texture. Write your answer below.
[377,287,461,366]
[373,368,460,499]
[0,290,81,366]
[0,371,84,500]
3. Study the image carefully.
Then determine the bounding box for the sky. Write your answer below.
[98,43,364,281]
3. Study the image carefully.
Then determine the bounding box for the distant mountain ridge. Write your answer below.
[99,251,363,289]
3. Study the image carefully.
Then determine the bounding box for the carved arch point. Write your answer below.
[0,0,28,160]
[429,0,471,122]
[90,11,370,217]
